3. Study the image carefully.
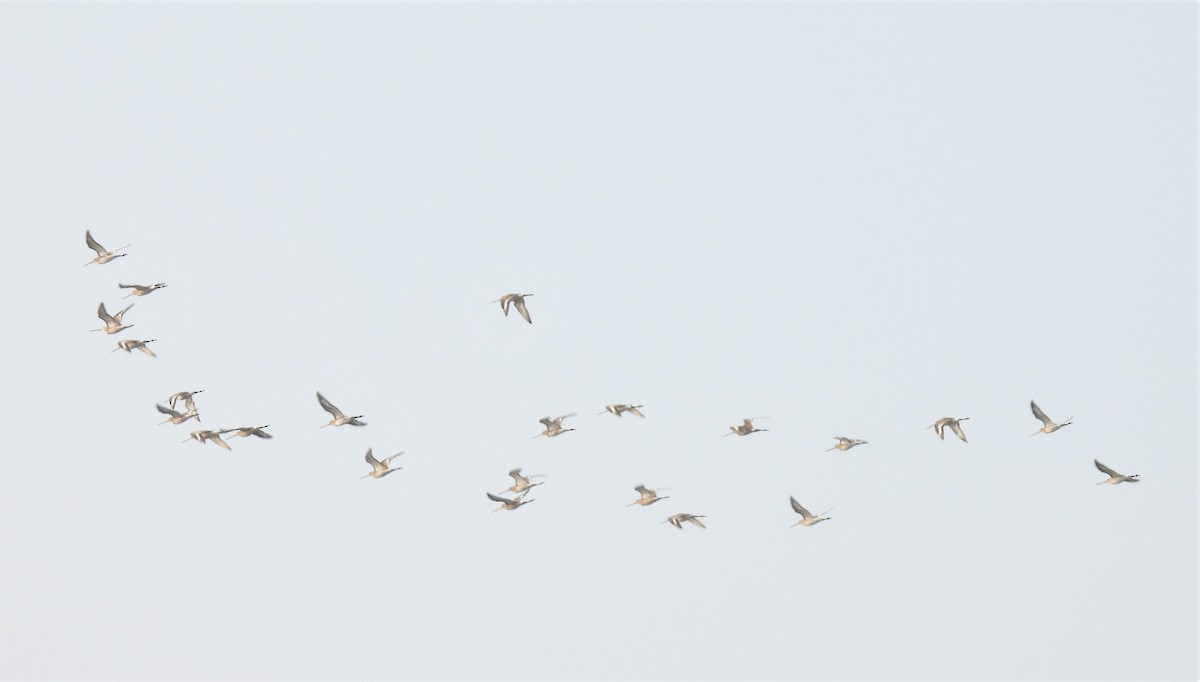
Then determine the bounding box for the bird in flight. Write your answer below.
[184,429,235,451]
[91,302,135,334]
[826,436,868,452]
[789,497,832,527]
[118,282,167,298]
[229,425,272,439]
[1094,459,1139,485]
[84,230,129,266]
[112,339,156,357]
[627,485,670,507]
[156,403,199,425]
[360,448,403,479]
[725,417,768,437]
[598,404,645,418]
[494,293,534,324]
[928,417,969,442]
[534,413,576,438]
[1029,400,1072,436]
[661,513,707,529]
[316,391,366,427]
[488,491,534,512]
[166,390,203,413]
[500,468,545,495]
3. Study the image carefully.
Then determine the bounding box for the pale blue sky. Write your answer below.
[1,3,1196,680]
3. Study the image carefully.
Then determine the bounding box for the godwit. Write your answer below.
[494,293,534,324]
[534,413,576,438]
[84,230,129,266]
[316,391,366,427]
[229,425,272,439]
[360,448,403,479]
[500,468,545,495]
[789,497,832,527]
[598,404,645,418]
[91,302,134,334]
[184,429,235,450]
[725,417,768,437]
[661,513,707,529]
[156,403,199,425]
[1094,459,1140,485]
[826,436,868,452]
[167,390,203,412]
[627,485,670,507]
[488,491,534,512]
[118,282,167,298]
[112,339,156,357]
[1030,400,1072,436]
[928,417,969,442]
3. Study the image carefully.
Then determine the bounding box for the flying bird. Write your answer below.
[826,436,868,452]
[534,413,576,438]
[229,425,272,439]
[84,230,129,266]
[789,497,832,527]
[156,403,199,425]
[627,485,670,507]
[118,282,167,298]
[725,417,768,437]
[661,513,707,529]
[184,429,235,451]
[360,448,403,479]
[91,302,134,334]
[1029,400,1072,436]
[1094,459,1140,485]
[928,417,969,442]
[494,293,534,324]
[500,468,545,495]
[112,339,156,357]
[488,491,534,512]
[167,390,203,412]
[598,404,645,418]
[316,391,366,427]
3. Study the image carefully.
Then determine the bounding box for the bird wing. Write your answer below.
[364,448,382,469]
[252,427,272,438]
[1030,400,1053,426]
[558,413,577,422]
[513,297,532,324]
[790,496,813,519]
[539,417,555,428]
[626,406,645,418]
[97,302,115,324]
[316,391,344,418]
[155,403,181,417]
[487,492,510,503]
[1094,459,1120,477]
[113,303,134,322]
[381,451,403,466]
[687,516,707,528]
[85,230,105,255]
[137,343,156,357]
[949,421,968,442]
[634,485,652,496]
[508,468,525,482]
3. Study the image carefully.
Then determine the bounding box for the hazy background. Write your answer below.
[1,3,1196,680]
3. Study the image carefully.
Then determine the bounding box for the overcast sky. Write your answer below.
[1,2,1196,680]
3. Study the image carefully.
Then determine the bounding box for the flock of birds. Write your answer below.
[86,230,1141,530]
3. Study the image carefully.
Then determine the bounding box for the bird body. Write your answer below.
[1095,459,1139,485]
[929,417,969,442]
[229,425,272,439]
[790,497,832,527]
[826,436,867,452]
[502,468,545,495]
[84,231,129,266]
[361,448,403,479]
[494,293,534,324]
[317,391,366,427]
[1030,400,1072,435]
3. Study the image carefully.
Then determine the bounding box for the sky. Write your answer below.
[1,2,1196,680]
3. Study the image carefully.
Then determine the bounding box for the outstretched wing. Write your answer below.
[1030,400,1052,426]
[790,496,813,519]
[85,230,105,255]
[949,421,968,442]
[1094,459,1120,477]
[364,448,382,468]
[487,492,509,503]
[316,391,344,418]
[155,403,181,417]
[513,297,532,324]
